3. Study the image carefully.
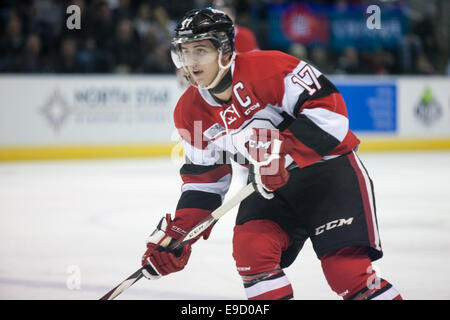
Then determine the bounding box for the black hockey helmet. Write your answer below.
[171,8,235,68]
[175,8,234,51]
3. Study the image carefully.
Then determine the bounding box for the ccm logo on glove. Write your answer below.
[248,128,290,199]
[248,139,272,150]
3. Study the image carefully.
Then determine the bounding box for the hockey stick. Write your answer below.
[99,267,146,300]
[99,183,255,300]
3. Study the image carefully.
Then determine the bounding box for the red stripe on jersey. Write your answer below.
[281,130,323,168]
[248,283,293,300]
[347,152,376,249]
[328,131,360,156]
[297,93,349,118]
[181,164,232,184]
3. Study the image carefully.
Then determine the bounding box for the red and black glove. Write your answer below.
[141,211,213,279]
[248,128,290,199]
[141,214,192,279]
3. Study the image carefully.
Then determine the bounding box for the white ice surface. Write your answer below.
[0,151,449,300]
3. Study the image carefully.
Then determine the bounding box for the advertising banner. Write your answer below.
[0,75,184,146]
[397,77,450,137]
[329,7,409,50]
[268,3,329,48]
[267,3,409,50]
[1,75,449,160]
[333,79,397,133]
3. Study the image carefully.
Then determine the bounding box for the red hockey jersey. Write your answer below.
[172,50,360,229]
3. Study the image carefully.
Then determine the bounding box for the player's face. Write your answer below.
[180,40,220,87]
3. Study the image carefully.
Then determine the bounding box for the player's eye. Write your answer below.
[195,48,207,55]
[182,50,193,59]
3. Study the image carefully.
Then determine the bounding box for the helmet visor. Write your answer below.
[171,32,223,69]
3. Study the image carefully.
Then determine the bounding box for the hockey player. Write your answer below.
[141,8,402,300]
[176,0,258,89]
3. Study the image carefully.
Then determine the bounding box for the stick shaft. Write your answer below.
[99,183,255,300]
[211,183,254,220]
[99,267,144,300]
[172,183,255,249]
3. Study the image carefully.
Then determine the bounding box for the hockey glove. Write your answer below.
[248,128,290,200]
[141,214,192,280]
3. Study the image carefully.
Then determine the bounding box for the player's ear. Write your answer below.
[221,51,232,64]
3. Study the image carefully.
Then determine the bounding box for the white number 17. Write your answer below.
[291,64,322,96]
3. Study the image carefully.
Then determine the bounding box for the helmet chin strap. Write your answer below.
[194,51,236,90]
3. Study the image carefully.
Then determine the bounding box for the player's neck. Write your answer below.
[209,69,232,104]
[211,85,232,104]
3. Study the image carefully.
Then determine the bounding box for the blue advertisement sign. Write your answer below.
[334,81,397,132]
[329,8,409,51]
[267,3,409,51]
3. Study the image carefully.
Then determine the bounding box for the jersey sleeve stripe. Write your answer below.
[301,107,349,142]
[286,114,342,157]
[176,190,222,211]
[180,162,230,175]
[280,130,323,167]
[296,92,349,118]
[292,75,340,117]
[181,163,232,184]
[181,174,232,199]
